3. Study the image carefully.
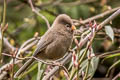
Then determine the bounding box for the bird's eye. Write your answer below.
[65,24,71,28]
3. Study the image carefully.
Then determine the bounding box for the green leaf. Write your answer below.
[105,25,114,43]
[79,57,99,79]
[37,62,46,80]
[79,48,99,79]
[90,57,99,79]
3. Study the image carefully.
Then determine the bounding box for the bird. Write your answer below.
[14,14,76,78]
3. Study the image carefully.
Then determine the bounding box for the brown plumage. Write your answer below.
[14,14,76,78]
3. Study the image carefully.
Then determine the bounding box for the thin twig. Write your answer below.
[0,0,6,62]
[97,9,120,31]
[2,53,31,60]
[43,8,120,80]
[83,59,91,80]
[97,49,120,58]
[28,0,50,29]
[70,27,96,80]
[1,0,6,28]
[106,59,120,77]
[43,53,72,79]
[59,0,97,6]
[112,72,120,80]
[0,37,40,79]
[36,0,96,8]
[70,9,120,79]
[33,56,70,80]
[20,40,38,53]
[73,7,120,26]
[11,50,18,80]
[3,38,16,52]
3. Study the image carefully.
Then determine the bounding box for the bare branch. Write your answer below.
[59,0,97,6]
[73,7,120,26]
[28,0,50,29]
[3,38,16,52]
[112,72,120,80]
[43,8,120,80]
[0,37,40,79]
[36,0,96,8]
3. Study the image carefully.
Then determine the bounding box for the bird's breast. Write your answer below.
[45,34,73,60]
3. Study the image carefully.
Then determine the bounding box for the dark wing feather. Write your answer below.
[33,34,54,56]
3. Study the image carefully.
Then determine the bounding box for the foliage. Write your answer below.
[0,0,120,80]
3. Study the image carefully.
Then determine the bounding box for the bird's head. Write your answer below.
[53,14,76,33]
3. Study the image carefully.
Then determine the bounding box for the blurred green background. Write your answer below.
[0,0,120,80]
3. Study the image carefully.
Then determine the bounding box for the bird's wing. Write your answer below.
[33,36,54,56]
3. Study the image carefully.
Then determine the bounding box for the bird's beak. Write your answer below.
[71,25,76,30]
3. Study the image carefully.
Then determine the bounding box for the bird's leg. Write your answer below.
[33,56,70,78]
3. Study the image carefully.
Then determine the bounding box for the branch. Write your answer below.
[28,0,50,29]
[59,0,97,6]
[0,0,7,61]
[36,0,96,8]
[73,6,120,26]
[112,72,120,80]
[97,49,120,58]
[3,38,16,52]
[0,37,40,79]
[43,9,120,80]
[97,9,120,31]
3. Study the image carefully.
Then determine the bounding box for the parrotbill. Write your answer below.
[14,14,76,78]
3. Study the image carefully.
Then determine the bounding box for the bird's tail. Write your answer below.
[14,58,35,78]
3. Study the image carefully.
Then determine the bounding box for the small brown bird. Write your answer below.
[14,14,76,78]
